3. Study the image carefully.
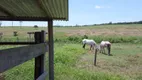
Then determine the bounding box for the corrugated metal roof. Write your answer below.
[0,0,68,21]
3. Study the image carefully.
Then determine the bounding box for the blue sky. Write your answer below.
[1,0,142,26]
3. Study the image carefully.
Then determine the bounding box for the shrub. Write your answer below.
[83,35,88,39]
[34,25,38,28]
[54,35,142,44]
[13,31,18,36]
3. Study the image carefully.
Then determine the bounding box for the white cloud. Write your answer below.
[95,5,102,9]
[95,5,111,9]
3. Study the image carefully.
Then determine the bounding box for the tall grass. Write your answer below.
[2,34,141,43]
[54,35,142,44]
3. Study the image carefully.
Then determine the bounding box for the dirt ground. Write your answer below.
[0,73,5,80]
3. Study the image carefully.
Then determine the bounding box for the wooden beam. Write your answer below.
[48,20,54,80]
[0,16,66,21]
[27,32,48,34]
[0,43,48,73]
[36,71,48,80]
[34,30,46,80]
[0,42,36,45]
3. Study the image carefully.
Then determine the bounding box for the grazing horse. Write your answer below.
[99,41,111,56]
[82,39,98,50]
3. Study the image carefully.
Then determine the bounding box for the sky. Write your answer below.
[1,0,142,27]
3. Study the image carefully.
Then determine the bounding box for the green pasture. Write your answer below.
[0,24,142,80]
[1,43,141,80]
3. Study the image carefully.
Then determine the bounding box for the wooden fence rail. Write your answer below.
[0,42,36,45]
[0,43,48,73]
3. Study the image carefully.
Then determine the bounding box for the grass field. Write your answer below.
[1,24,142,38]
[0,24,142,80]
[2,43,142,80]
[1,24,142,43]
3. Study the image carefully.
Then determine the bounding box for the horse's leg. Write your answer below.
[90,45,92,50]
[103,47,105,54]
[100,47,102,53]
[104,47,106,53]
[101,46,103,53]
[100,46,102,53]
[107,44,111,56]
[92,45,95,50]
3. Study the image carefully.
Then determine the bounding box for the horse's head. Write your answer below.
[82,39,88,44]
[82,39,87,49]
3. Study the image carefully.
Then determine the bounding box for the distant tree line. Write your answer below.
[99,21,142,25]
[53,20,142,27]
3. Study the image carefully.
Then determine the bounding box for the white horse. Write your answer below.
[82,39,98,50]
[99,41,111,56]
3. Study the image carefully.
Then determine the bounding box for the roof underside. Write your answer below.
[0,0,68,21]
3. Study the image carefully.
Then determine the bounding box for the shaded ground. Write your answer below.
[0,73,5,80]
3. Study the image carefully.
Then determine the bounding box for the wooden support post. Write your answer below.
[48,20,54,80]
[94,49,98,66]
[34,30,46,80]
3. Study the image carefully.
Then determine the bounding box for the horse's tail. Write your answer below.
[107,44,111,56]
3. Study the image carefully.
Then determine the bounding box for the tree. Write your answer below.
[83,35,88,39]
[108,21,112,24]
[34,25,38,28]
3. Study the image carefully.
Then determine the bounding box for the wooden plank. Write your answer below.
[36,71,48,80]
[48,20,54,80]
[0,43,48,73]
[37,0,51,19]
[27,32,48,34]
[0,16,66,21]
[0,42,36,45]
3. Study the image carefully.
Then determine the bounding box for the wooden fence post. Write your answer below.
[94,49,98,66]
[34,30,46,80]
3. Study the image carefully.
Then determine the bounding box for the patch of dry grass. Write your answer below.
[76,43,142,80]
[1,24,142,38]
